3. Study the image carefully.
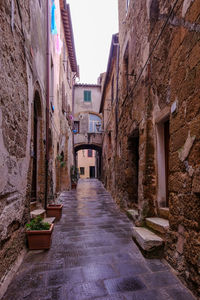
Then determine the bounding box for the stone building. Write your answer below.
[0,0,78,295]
[77,149,97,179]
[101,0,200,295]
[73,83,102,178]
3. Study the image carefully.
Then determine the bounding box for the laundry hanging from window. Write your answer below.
[51,0,57,35]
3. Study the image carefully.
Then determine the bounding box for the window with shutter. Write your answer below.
[88,149,93,157]
[84,90,91,102]
[62,83,65,112]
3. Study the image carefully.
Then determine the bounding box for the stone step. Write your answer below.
[158,207,169,219]
[30,209,46,219]
[30,201,37,212]
[43,217,56,224]
[146,217,169,234]
[126,209,139,221]
[132,226,164,252]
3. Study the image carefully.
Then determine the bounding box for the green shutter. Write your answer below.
[84,90,91,102]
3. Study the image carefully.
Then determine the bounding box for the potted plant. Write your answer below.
[70,165,79,189]
[25,216,54,250]
[46,202,63,221]
[56,153,65,168]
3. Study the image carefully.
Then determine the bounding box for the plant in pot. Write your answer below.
[70,165,79,189]
[25,216,54,250]
[46,199,63,221]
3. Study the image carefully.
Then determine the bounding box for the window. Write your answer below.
[111,76,114,103]
[84,90,91,102]
[123,44,129,94]
[80,167,85,175]
[62,83,66,112]
[89,114,101,133]
[63,42,66,71]
[74,121,79,133]
[88,149,93,157]
[50,58,54,108]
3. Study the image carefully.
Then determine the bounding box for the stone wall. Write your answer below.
[0,0,31,287]
[101,0,200,294]
[0,0,76,292]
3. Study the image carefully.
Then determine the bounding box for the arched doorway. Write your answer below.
[31,91,43,202]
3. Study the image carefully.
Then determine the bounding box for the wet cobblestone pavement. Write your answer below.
[2,179,196,300]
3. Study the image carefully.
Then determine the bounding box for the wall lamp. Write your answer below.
[96,122,112,134]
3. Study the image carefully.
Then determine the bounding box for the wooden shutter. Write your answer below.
[62,83,65,112]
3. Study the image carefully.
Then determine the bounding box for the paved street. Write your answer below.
[2,179,196,300]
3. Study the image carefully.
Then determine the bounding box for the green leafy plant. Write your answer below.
[26,216,50,231]
[57,153,65,168]
[70,165,79,183]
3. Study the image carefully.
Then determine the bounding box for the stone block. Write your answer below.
[158,207,169,220]
[30,209,46,219]
[146,217,169,234]
[132,227,164,251]
[192,167,200,193]
[126,209,139,221]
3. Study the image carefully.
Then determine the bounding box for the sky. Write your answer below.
[67,0,119,84]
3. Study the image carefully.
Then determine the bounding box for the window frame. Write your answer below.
[80,167,85,175]
[88,149,93,157]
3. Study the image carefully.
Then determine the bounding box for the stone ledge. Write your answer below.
[126,209,139,221]
[158,207,169,220]
[43,217,56,224]
[30,209,45,219]
[132,226,164,252]
[146,217,169,234]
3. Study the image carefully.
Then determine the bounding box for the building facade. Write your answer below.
[101,0,200,295]
[77,149,97,179]
[73,83,102,178]
[0,0,77,294]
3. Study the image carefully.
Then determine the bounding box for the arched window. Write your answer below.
[89,114,101,133]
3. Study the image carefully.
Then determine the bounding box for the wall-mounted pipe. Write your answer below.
[45,0,50,210]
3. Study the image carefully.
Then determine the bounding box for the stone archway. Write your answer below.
[74,144,102,179]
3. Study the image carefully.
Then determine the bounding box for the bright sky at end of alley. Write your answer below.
[67,0,119,84]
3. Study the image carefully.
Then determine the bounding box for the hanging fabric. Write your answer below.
[55,34,63,55]
[51,1,57,35]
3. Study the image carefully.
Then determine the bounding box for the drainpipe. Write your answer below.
[114,42,120,142]
[45,0,50,210]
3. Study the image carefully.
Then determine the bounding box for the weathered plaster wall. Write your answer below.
[77,150,96,179]
[74,84,101,115]
[74,84,102,149]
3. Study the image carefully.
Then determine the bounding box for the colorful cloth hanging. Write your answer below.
[55,34,63,55]
[51,1,57,35]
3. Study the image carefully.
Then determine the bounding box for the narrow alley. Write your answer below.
[3,180,195,300]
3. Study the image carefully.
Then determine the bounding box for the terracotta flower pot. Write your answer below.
[46,204,63,221]
[26,224,54,250]
[71,183,77,189]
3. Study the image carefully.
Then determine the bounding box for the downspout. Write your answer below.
[45,0,50,210]
[114,42,120,142]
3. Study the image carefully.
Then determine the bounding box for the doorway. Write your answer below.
[31,100,38,201]
[31,91,42,202]
[127,131,139,207]
[157,118,170,207]
[90,166,95,178]
[164,120,169,206]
